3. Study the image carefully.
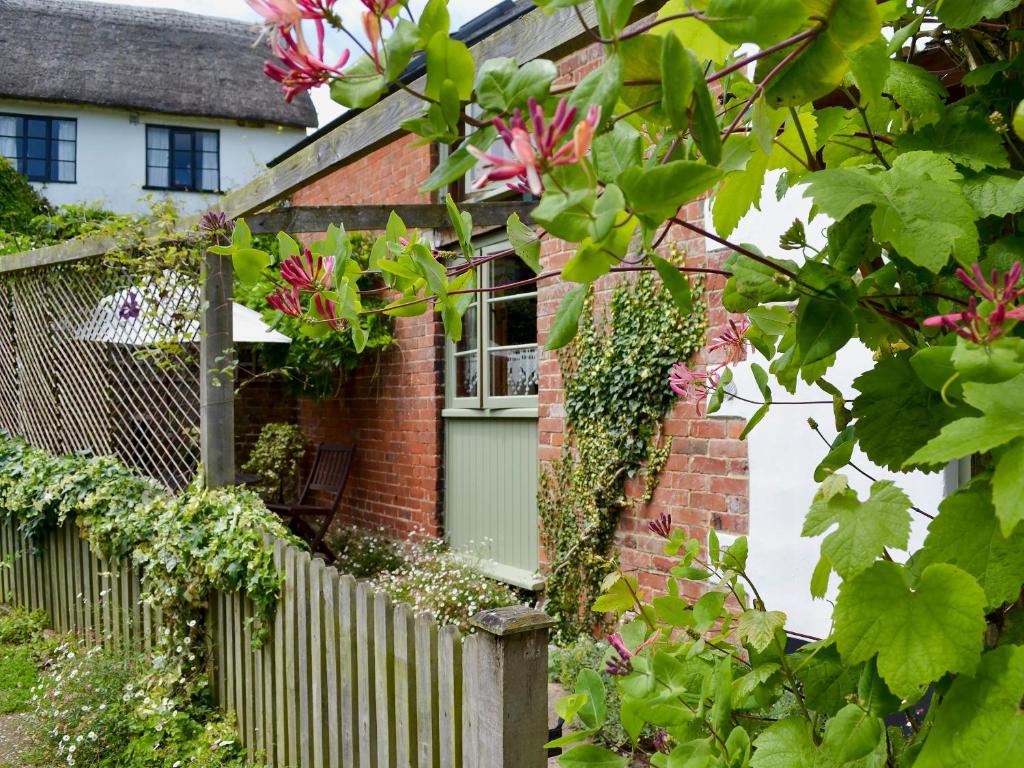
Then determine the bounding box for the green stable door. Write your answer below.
[444,239,541,589]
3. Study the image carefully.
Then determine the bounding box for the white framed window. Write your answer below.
[446,236,538,410]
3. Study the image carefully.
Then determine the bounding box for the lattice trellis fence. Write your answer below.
[0,256,202,489]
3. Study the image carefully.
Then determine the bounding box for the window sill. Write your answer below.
[442,407,538,419]
[142,186,224,195]
[452,553,545,591]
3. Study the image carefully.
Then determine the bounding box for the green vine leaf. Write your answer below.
[915,478,1024,609]
[802,479,912,581]
[737,609,786,652]
[545,285,588,351]
[834,561,987,699]
[913,644,1024,767]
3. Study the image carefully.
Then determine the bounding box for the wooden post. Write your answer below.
[468,606,556,768]
[200,248,234,488]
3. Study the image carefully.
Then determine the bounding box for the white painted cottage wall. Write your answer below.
[1,99,306,215]
[706,173,949,637]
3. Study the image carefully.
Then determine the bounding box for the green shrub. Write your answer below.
[241,422,305,504]
[0,604,48,644]
[0,157,51,234]
[373,537,520,632]
[327,525,406,578]
[550,636,656,750]
[34,637,254,768]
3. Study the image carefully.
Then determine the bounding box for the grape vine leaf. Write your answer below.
[750,717,815,768]
[822,704,885,764]
[852,353,963,472]
[914,479,1024,610]
[913,645,1024,768]
[805,152,979,271]
[834,561,986,699]
[737,609,786,653]
[897,107,1009,171]
[907,374,1024,477]
[992,439,1024,536]
[802,480,912,580]
[935,0,1020,29]
[884,61,947,126]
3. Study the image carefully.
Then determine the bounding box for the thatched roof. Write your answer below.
[0,0,317,128]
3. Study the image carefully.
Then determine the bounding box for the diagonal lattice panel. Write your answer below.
[0,256,202,489]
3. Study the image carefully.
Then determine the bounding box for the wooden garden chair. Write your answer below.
[267,443,353,560]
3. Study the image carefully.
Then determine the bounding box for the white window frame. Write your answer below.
[445,234,539,413]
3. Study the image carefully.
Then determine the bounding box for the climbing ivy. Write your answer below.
[539,267,706,641]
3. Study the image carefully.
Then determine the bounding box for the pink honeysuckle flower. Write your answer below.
[264,20,350,101]
[708,316,750,364]
[267,285,303,317]
[279,248,334,291]
[605,632,633,676]
[360,0,400,26]
[669,363,720,415]
[362,10,382,71]
[468,98,601,195]
[313,293,346,331]
[246,0,335,28]
[648,512,672,539]
[923,261,1024,343]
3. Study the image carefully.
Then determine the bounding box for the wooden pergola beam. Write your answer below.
[246,201,534,234]
[211,0,658,220]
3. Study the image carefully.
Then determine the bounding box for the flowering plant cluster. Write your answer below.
[34,635,252,768]
[235,1,1024,766]
[371,533,520,633]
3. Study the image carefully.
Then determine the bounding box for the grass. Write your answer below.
[0,604,54,768]
[0,644,39,714]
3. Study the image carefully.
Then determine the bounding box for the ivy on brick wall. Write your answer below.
[539,261,706,641]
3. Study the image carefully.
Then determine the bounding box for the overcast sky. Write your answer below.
[87,0,504,127]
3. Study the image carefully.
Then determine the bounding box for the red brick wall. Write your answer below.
[286,137,445,537]
[284,37,750,596]
[291,133,433,207]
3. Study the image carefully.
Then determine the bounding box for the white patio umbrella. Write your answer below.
[75,270,290,345]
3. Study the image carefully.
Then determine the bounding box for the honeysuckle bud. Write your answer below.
[648,512,672,539]
[279,248,334,291]
[924,261,1024,343]
[267,285,303,317]
[314,293,345,331]
[362,10,382,71]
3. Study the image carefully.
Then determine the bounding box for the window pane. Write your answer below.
[196,131,217,152]
[147,127,170,150]
[173,146,194,188]
[455,353,479,398]
[25,119,47,138]
[0,116,17,138]
[173,131,193,150]
[0,137,16,162]
[54,120,75,141]
[148,166,169,188]
[25,137,46,159]
[455,305,477,353]
[200,168,218,191]
[489,295,536,347]
[55,160,75,182]
[147,148,168,168]
[52,139,74,162]
[491,256,536,297]
[489,348,538,397]
[26,158,46,180]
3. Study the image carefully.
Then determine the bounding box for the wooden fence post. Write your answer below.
[200,248,234,488]
[468,606,556,768]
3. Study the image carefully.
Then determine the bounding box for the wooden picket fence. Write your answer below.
[0,518,555,768]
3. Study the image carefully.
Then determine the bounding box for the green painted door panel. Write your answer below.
[444,416,539,586]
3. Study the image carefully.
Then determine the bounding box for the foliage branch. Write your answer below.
[0,433,295,755]
[225,1,1024,765]
[540,265,706,642]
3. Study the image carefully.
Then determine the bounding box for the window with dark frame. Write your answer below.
[145,126,220,193]
[0,114,76,183]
